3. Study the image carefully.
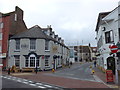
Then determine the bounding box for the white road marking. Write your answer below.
[22,82,29,84]
[44,85,52,88]
[23,79,28,81]
[17,80,22,82]
[3,77,7,78]
[29,84,36,86]
[12,78,16,80]
[7,78,11,79]
[28,81,33,83]
[38,86,46,88]
[36,83,43,85]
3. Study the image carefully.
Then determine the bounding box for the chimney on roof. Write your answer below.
[15,6,23,20]
[61,39,64,44]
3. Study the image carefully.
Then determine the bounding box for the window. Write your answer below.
[45,40,49,50]
[0,45,1,52]
[118,28,120,41]
[25,58,29,67]
[0,33,2,40]
[30,39,36,50]
[105,31,114,43]
[0,22,3,28]
[45,56,49,66]
[14,14,17,21]
[30,57,35,67]
[16,39,20,50]
[14,56,20,67]
[25,54,38,67]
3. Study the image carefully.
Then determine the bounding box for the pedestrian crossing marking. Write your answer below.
[1,75,63,89]
[38,86,46,88]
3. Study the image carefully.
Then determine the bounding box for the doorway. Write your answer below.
[107,57,115,74]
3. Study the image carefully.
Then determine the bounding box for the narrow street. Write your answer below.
[45,62,99,82]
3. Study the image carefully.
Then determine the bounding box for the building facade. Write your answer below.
[0,6,27,69]
[95,5,120,74]
[8,25,69,71]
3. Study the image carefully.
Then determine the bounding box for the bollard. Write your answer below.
[91,69,95,75]
[52,68,55,73]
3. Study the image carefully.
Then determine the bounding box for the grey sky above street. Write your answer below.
[0,0,120,46]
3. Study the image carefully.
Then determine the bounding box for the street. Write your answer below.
[1,75,64,89]
[1,62,110,88]
[45,62,101,82]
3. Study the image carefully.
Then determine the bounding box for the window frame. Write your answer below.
[0,33,2,40]
[14,14,17,21]
[45,56,50,66]
[30,39,36,50]
[0,22,3,28]
[105,30,114,44]
[15,39,20,50]
[14,55,20,67]
[45,40,49,51]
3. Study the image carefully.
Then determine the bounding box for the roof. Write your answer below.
[11,25,69,49]
[11,25,53,40]
[95,12,111,32]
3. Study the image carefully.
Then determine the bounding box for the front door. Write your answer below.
[107,57,115,74]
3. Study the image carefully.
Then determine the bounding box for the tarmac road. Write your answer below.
[46,62,98,82]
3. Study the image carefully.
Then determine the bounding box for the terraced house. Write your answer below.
[8,25,69,71]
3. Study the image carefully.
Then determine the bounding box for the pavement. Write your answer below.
[1,62,119,89]
[92,65,119,88]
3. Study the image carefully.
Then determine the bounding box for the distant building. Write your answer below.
[90,47,97,60]
[68,46,75,63]
[8,25,69,71]
[0,6,27,69]
[68,45,96,62]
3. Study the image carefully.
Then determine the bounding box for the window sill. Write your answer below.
[29,49,36,52]
[14,50,20,52]
[45,50,50,52]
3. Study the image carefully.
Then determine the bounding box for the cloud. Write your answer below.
[0,0,120,47]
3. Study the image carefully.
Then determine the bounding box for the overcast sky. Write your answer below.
[0,0,120,46]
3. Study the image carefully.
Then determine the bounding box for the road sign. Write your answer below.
[109,45,118,53]
[106,70,114,83]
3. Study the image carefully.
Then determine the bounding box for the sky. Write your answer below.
[0,0,120,46]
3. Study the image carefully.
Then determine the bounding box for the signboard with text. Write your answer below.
[106,70,114,83]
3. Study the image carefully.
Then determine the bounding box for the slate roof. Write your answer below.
[11,25,53,40]
[11,25,69,49]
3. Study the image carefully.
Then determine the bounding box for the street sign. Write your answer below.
[109,45,118,53]
[106,70,114,83]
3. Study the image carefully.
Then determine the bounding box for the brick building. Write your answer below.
[0,6,27,69]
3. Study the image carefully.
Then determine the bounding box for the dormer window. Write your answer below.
[14,14,17,21]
